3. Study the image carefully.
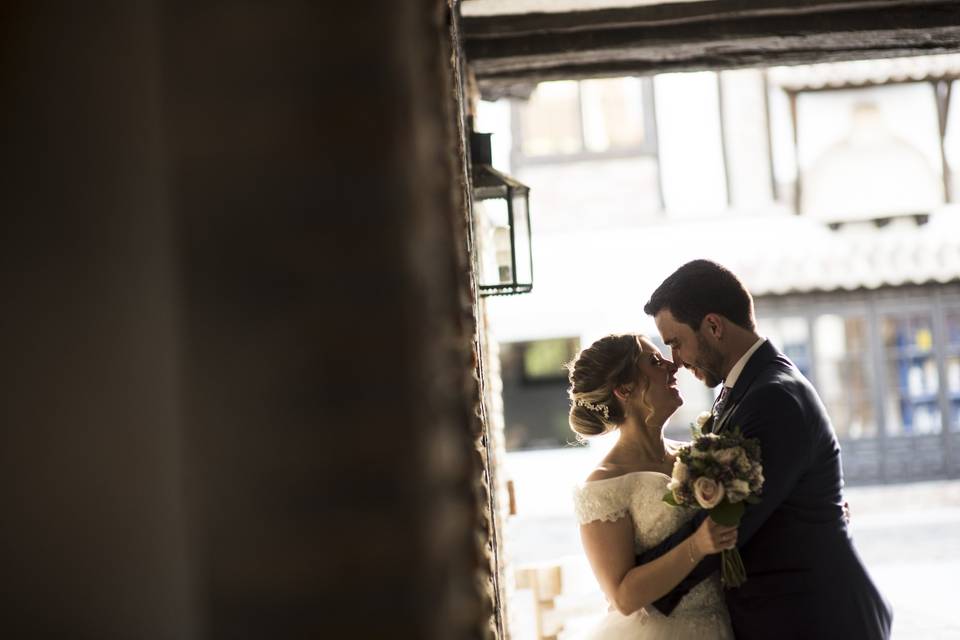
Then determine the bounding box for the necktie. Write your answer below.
[714,386,731,418]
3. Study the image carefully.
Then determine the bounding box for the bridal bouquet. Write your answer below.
[662,418,764,588]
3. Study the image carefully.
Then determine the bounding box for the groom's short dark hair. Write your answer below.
[644,260,756,331]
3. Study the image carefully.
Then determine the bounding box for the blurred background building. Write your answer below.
[480,57,960,485]
[463,2,960,636]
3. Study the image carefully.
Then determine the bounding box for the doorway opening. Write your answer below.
[460,2,960,637]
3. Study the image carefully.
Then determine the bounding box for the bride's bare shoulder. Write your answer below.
[584,464,631,483]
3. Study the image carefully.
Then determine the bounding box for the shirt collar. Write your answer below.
[723,337,766,390]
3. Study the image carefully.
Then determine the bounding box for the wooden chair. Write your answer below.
[515,563,564,640]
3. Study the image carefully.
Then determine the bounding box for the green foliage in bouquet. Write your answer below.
[662,427,764,588]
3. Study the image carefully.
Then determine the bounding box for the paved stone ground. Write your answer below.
[842,481,960,639]
[503,447,960,639]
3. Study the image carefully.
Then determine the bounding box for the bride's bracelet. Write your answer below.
[686,539,697,565]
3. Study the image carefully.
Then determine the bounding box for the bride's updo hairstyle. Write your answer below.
[567,334,645,439]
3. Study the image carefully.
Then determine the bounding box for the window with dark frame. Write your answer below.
[757,286,960,483]
[520,337,580,385]
[882,313,942,436]
[946,309,960,432]
[767,59,960,222]
[511,77,659,167]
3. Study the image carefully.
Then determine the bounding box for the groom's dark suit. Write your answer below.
[639,340,892,639]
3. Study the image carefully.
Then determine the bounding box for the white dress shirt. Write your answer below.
[724,337,767,390]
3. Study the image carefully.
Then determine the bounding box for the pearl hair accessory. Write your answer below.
[575,398,610,420]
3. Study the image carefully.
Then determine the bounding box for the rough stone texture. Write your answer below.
[166,1,499,638]
[475,313,516,636]
[0,1,500,638]
[451,2,508,637]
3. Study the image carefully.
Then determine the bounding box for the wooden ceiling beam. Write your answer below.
[462,0,947,38]
[464,0,960,98]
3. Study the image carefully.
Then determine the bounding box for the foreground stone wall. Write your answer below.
[0,1,499,638]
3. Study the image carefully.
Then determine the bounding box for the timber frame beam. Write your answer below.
[463,0,960,99]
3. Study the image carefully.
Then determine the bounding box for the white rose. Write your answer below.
[667,462,689,499]
[694,411,713,429]
[693,476,725,509]
[713,447,740,466]
[671,461,690,484]
[726,479,751,503]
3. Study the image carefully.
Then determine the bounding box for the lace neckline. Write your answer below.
[582,469,671,485]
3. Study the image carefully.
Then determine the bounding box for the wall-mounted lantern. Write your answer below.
[470,129,533,297]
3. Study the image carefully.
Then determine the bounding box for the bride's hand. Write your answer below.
[692,517,738,556]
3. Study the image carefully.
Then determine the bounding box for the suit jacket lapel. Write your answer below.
[713,340,779,434]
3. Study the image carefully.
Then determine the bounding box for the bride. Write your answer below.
[568,334,735,639]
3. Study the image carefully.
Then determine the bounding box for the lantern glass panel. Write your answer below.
[476,198,514,286]
[511,190,532,286]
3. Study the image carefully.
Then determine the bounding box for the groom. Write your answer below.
[638,260,892,639]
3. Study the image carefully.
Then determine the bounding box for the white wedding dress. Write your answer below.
[572,471,734,640]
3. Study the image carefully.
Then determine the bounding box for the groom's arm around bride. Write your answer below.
[635,375,813,607]
[637,260,892,640]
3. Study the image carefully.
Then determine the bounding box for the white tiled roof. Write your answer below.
[736,211,960,296]
[768,54,960,92]
[485,208,960,343]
